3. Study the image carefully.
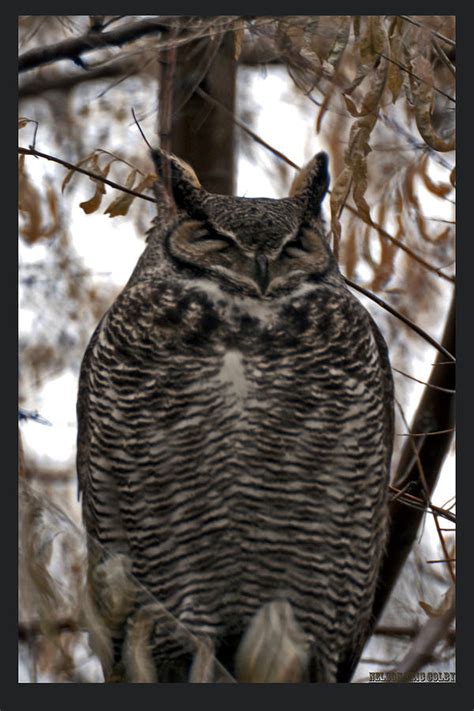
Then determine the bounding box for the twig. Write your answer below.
[131,108,153,150]
[392,367,456,393]
[388,487,456,524]
[18,16,245,74]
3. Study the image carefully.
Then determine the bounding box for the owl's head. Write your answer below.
[151,149,336,298]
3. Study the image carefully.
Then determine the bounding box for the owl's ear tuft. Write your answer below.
[151,148,205,216]
[289,151,329,217]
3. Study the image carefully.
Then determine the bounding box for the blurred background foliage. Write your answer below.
[18,15,455,683]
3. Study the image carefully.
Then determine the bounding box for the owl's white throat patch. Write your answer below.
[219,350,249,402]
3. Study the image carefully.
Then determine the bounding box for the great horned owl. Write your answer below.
[77,149,394,683]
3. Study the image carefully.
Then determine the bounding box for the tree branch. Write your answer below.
[18,17,173,73]
[19,56,141,99]
[19,146,156,203]
[375,624,455,646]
[385,598,455,680]
[372,294,456,622]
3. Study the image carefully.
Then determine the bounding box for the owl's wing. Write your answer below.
[336,311,394,683]
[76,310,133,564]
[367,312,395,464]
[76,316,105,502]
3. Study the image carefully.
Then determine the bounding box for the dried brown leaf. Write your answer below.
[276,17,305,53]
[103,170,157,218]
[19,154,43,244]
[354,59,389,116]
[40,186,60,238]
[325,16,351,68]
[79,157,112,214]
[330,166,352,255]
[360,16,385,65]
[342,94,360,118]
[234,19,245,60]
[345,111,378,224]
[352,164,372,224]
[420,157,453,198]
[387,29,404,103]
[343,223,357,279]
[79,181,106,215]
[410,55,455,152]
[342,22,388,119]
[316,82,336,133]
[371,202,396,291]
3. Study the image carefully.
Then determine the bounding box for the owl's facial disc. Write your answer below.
[167,219,332,296]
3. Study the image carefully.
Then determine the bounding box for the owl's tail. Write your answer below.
[234,600,310,683]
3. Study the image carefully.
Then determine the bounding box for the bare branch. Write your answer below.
[18,17,174,73]
[19,56,141,99]
[385,598,455,680]
[375,625,455,646]
[19,147,156,203]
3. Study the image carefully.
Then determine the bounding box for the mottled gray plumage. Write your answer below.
[77,150,394,683]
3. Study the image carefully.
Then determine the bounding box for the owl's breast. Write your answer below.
[87,276,390,656]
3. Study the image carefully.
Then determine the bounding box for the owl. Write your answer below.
[76,149,394,683]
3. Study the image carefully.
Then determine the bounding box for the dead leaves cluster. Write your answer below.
[341,148,454,293]
[61,149,157,218]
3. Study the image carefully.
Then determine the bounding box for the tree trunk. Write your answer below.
[159,30,236,195]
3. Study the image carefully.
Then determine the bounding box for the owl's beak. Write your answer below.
[254,253,269,294]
